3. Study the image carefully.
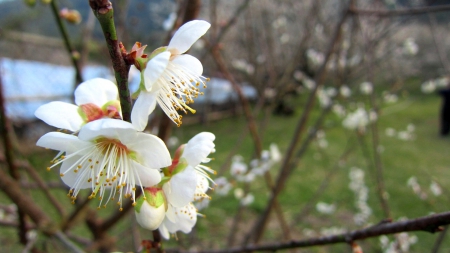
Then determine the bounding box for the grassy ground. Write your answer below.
[1,90,449,252]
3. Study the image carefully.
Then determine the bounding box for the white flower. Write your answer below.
[35,78,121,132]
[36,119,171,209]
[403,37,419,56]
[158,203,198,240]
[316,202,336,214]
[421,80,436,94]
[342,107,370,132]
[430,181,442,196]
[340,85,352,98]
[132,20,211,130]
[214,177,232,196]
[240,193,255,206]
[360,81,373,95]
[162,132,216,208]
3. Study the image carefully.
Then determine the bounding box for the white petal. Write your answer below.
[164,203,197,233]
[132,161,162,187]
[127,132,172,169]
[59,154,91,189]
[163,166,197,207]
[168,20,210,55]
[131,91,157,131]
[196,174,209,194]
[158,222,170,240]
[171,54,203,76]
[144,52,170,90]
[78,119,136,141]
[135,201,166,230]
[182,132,215,166]
[36,132,90,153]
[35,102,84,132]
[75,78,118,106]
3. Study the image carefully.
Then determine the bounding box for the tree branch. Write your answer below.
[167,211,450,253]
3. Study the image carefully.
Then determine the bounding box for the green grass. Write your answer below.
[2,91,450,252]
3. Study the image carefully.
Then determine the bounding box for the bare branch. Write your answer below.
[350,4,450,16]
[167,211,450,253]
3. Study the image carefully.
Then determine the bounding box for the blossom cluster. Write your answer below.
[34,20,215,238]
[213,144,281,206]
[348,167,372,225]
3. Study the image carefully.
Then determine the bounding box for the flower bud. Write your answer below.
[134,187,166,230]
[59,8,82,24]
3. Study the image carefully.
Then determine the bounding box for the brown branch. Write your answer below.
[350,4,450,16]
[0,65,28,245]
[17,160,67,218]
[167,211,450,253]
[89,0,132,122]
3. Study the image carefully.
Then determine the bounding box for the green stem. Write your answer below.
[89,0,132,122]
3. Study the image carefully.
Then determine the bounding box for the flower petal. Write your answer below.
[163,203,197,233]
[78,118,136,141]
[35,101,84,132]
[127,132,172,169]
[158,222,170,240]
[168,20,210,55]
[182,132,215,166]
[163,166,197,207]
[75,78,118,106]
[131,91,157,131]
[171,54,203,77]
[144,51,170,90]
[36,132,90,153]
[132,161,162,187]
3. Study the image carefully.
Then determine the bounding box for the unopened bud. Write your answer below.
[60,8,82,24]
[134,187,166,230]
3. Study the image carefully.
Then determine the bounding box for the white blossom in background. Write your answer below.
[316,130,328,149]
[316,202,336,214]
[402,37,419,56]
[436,76,449,88]
[256,54,266,64]
[234,188,244,199]
[320,226,347,236]
[340,85,352,98]
[194,198,210,211]
[306,48,325,68]
[430,181,442,196]
[214,177,232,196]
[317,87,332,108]
[230,156,248,177]
[280,34,290,44]
[385,128,396,137]
[360,81,373,95]
[303,78,316,90]
[380,232,418,253]
[270,143,282,162]
[131,20,211,129]
[232,59,255,75]
[293,70,304,82]
[35,78,122,132]
[342,107,372,132]
[421,80,436,94]
[325,87,337,97]
[383,93,398,104]
[407,176,427,200]
[349,167,372,225]
[240,193,255,206]
[37,119,171,209]
[332,104,346,117]
[272,16,287,29]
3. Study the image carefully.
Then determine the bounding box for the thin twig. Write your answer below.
[17,160,66,218]
[49,0,83,85]
[350,4,450,16]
